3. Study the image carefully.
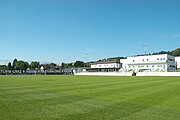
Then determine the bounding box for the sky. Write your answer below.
[0,0,180,64]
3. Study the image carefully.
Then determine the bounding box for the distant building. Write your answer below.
[120,59,128,69]
[90,60,121,72]
[63,68,86,74]
[40,66,44,71]
[175,56,180,69]
[121,54,176,72]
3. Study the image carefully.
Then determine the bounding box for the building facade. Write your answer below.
[90,60,121,72]
[121,54,176,72]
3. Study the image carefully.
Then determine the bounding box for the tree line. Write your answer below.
[62,61,89,69]
[139,48,180,56]
[0,48,179,71]
[3,59,40,71]
[0,59,89,71]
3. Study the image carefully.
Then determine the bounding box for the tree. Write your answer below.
[0,65,7,70]
[61,62,65,69]
[44,63,57,70]
[74,61,85,68]
[30,61,40,70]
[84,62,90,67]
[15,60,29,71]
[7,62,12,70]
[64,63,73,68]
[151,51,170,55]
[171,48,180,56]
[49,63,57,70]
[24,62,29,71]
[50,63,56,67]
[12,59,18,70]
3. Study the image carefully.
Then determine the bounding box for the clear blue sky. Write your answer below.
[1,0,180,63]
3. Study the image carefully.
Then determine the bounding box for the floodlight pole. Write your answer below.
[143,44,147,55]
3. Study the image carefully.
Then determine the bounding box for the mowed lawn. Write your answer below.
[0,76,180,120]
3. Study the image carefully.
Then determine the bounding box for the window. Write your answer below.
[147,65,149,67]
[163,58,165,60]
[163,65,166,68]
[147,59,149,61]
[152,65,154,67]
[157,58,159,60]
[133,60,135,62]
[168,58,174,61]
[142,59,144,61]
[157,65,162,67]
[170,65,175,68]
[160,58,162,60]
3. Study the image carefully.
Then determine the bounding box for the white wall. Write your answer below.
[175,57,180,69]
[120,59,128,69]
[75,72,180,76]
[75,72,132,76]
[137,72,180,76]
[127,54,168,64]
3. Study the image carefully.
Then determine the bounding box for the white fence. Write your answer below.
[137,72,180,76]
[75,72,132,76]
[75,72,180,76]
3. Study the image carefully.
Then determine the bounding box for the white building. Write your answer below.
[175,56,180,69]
[90,60,121,72]
[121,54,176,72]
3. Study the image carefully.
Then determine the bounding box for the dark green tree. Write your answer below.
[44,63,57,70]
[30,61,40,70]
[61,62,65,69]
[24,62,29,70]
[152,51,170,55]
[63,63,73,68]
[15,60,29,71]
[171,48,180,56]
[0,65,7,70]
[74,61,85,67]
[7,62,12,70]
[50,63,56,70]
[12,59,18,70]
[50,63,56,67]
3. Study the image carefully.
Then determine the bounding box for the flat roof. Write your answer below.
[90,60,120,65]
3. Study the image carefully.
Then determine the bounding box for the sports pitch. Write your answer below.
[0,75,180,120]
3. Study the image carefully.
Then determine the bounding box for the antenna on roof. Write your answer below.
[143,44,147,55]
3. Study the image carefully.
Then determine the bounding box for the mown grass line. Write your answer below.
[0,76,180,120]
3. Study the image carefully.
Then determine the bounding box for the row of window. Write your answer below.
[132,58,166,62]
[93,64,117,67]
[157,58,166,61]
[129,65,166,68]
[99,65,114,67]
[132,59,149,62]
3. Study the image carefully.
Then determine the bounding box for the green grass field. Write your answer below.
[0,75,180,120]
